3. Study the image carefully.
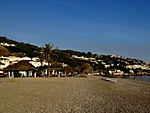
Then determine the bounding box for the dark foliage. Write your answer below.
[0,36,40,57]
[51,50,86,68]
[0,36,146,73]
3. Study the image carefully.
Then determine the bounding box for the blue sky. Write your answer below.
[0,0,150,62]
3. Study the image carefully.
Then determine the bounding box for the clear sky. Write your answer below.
[0,0,150,62]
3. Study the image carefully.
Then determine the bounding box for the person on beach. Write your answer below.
[134,76,136,80]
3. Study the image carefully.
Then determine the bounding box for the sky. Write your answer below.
[0,0,150,62]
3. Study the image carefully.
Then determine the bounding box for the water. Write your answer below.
[134,75,150,81]
[123,75,150,81]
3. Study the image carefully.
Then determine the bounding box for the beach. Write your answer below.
[0,76,150,113]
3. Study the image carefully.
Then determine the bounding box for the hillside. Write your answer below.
[0,36,149,75]
[0,36,40,57]
[0,36,86,67]
[0,45,10,56]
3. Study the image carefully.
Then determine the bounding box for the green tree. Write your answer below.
[80,63,93,76]
[38,48,45,66]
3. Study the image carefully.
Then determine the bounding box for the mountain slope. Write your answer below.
[0,45,10,56]
[0,36,148,73]
[0,36,40,57]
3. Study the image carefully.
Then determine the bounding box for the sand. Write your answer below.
[0,76,149,113]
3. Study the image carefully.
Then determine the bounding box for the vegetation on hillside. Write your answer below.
[1,36,148,75]
[0,45,10,56]
[0,36,40,57]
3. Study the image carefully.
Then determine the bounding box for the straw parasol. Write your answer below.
[4,60,37,71]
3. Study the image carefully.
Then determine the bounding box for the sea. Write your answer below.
[124,75,150,81]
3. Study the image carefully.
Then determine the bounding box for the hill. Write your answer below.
[0,36,40,57]
[0,36,149,75]
[0,36,87,67]
[0,45,10,56]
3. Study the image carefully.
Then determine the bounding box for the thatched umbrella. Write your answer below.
[4,60,37,77]
[4,60,36,71]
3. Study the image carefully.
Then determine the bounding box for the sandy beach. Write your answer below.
[0,76,150,113]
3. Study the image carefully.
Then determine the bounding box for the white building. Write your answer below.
[0,56,9,69]
[0,56,32,70]
[109,70,124,76]
[104,64,110,68]
[0,42,16,47]
[126,65,149,70]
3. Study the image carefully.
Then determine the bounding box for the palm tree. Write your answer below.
[43,43,54,76]
[38,48,45,66]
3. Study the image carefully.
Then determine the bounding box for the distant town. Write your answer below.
[0,37,150,78]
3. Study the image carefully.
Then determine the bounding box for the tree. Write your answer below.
[65,66,73,76]
[43,43,54,76]
[80,63,93,76]
[38,48,45,66]
[87,51,92,57]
